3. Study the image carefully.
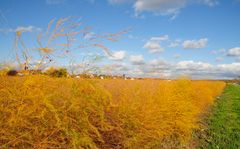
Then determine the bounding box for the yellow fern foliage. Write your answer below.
[100,78,225,148]
[0,76,225,148]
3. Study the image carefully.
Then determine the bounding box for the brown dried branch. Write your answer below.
[13,16,128,72]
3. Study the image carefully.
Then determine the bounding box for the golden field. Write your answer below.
[0,75,226,148]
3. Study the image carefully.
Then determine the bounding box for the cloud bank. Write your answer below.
[104,58,240,79]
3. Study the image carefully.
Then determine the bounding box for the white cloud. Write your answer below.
[130,55,145,65]
[134,0,187,16]
[176,60,212,71]
[74,53,240,79]
[149,59,167,66]
[133,59,173,78]
[129,68,145,76]
[143,35,167,53]
[227,47,240,56]
[0,61,19,70]
[109,51,126,61]
[182,38,208,49]
[15,26,42,32]
[102,57,240,79]
[0,26,42,33]
[100,63,130,75]
[144,41,165,53]
[217,63,240,73]
[108,0,218,18]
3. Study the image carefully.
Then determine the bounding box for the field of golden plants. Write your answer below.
[0,75,225,148]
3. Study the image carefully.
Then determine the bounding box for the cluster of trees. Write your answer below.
[0,66,129,79]
[0,67,67,77]
[44,67,68,77]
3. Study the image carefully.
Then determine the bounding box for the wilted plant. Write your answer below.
[44,67,68,77]
[69,54,103,76]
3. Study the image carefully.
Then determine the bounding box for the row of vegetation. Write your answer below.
[0,68,129,80]
[0,68,67,77]
[0,75,225,148]
[196,84,240,148]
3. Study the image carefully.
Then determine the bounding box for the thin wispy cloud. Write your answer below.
[0,26,42,33]
[215,57,224,62]
[150,35,169,41]
[211,48,226,55]
[46,0,65,5]
[0,9,8,25]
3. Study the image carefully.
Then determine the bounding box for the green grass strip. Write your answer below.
[200,84,240,149]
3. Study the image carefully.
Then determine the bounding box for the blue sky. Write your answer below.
[0,0,240,79]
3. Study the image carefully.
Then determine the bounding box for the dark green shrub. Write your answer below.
[45,67,68,77]
[7,70,18,76]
